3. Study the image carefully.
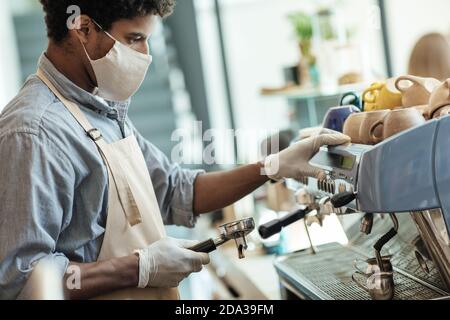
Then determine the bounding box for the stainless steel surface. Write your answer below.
[216,218,255,259]
[352,254,395,300]
[276,243,446,300]
[415,250,430,274]
[360,213,374,235]
[352,214,448,292]
[234,237,248,259]
[411,211,450,291]
[219,218,255,240]
[275,214,450,300]
[353,255,393,274]
[352,270,394,301]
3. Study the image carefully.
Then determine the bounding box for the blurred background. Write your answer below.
[2,0,450,300]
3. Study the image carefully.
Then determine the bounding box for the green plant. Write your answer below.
[288,12,313,42]
[288,12,316,67]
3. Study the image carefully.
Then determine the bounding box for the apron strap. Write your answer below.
[36,68,142,226]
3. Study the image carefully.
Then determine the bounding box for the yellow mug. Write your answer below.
[363,79,403,111]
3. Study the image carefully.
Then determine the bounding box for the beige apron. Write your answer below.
[37,69,179,300]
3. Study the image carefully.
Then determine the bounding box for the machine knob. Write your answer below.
[331,191,357,208]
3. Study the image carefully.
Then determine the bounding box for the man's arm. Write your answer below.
[0,133,75,300]
[64,255,139,300]
[193,131,352,215]
[194,163,268,214]
[132,121,350,224]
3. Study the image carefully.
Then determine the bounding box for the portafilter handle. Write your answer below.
[188,233,231,253]
[258,207,311,239]
[331,191,357,208]
[188,239,218,253]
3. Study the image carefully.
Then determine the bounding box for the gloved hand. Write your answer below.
[134,237,210,289]
[263,129,351,181]
[298,127,341,140]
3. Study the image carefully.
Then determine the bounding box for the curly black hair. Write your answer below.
[39,0,175,43]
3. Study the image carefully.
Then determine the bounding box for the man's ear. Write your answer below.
[70,15,95,44]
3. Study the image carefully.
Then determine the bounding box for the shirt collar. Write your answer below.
[37,53,130,121]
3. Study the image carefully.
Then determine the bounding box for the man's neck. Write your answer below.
[45,42,96,94]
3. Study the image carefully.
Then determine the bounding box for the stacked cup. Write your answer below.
[341,75,442,145]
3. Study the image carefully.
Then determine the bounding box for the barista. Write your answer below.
[0,0,350,299]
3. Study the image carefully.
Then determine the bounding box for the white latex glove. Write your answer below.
[298,127,342,140]
[134,237,210,289]
[264,130,351,181]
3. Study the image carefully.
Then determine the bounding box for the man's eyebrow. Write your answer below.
[127,32,148,38]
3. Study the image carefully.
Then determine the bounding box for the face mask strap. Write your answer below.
[78,19,114,62]
[91,19,117,43]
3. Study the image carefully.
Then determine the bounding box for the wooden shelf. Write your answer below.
[261,83,366,100]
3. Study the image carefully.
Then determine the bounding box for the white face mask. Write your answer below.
[82,22,152,102]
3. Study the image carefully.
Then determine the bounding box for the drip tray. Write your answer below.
[275,243,449,300]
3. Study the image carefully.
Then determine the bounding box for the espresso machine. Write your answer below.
[264,116,450,300]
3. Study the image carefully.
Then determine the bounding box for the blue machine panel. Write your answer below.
[358,120,440,214]
[434,116,450,232]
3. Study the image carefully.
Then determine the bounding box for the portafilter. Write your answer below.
[189,218,255,259]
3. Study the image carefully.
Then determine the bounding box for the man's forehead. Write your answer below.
[111,15,158,36]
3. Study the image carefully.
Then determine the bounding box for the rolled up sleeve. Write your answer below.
[132,126,204,228]
[0,132,74,300]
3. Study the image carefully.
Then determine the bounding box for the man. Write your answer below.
[0,0,350,300]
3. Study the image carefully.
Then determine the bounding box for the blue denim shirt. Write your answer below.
[0,54,203,299]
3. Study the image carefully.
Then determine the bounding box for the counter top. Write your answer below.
[209,244,281,300]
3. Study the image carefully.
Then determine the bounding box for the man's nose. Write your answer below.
[138,42,150,55]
